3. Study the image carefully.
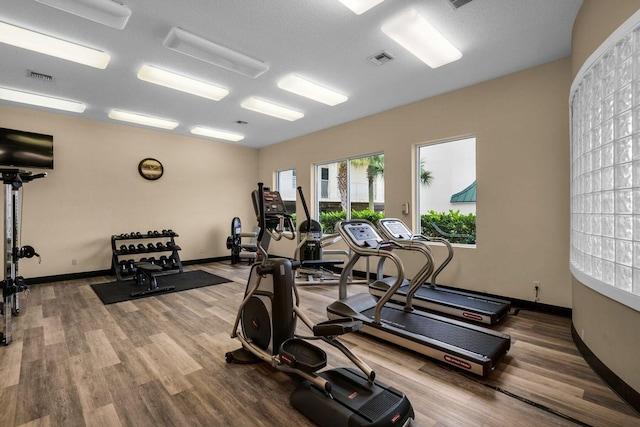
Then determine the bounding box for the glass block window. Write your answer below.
[570,10,640,310]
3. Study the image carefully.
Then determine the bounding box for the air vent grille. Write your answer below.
[369,51,394,66]
[27,70,53,82]
[447,0,473,9]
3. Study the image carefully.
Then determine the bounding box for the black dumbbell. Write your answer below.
[159,255,169,269]
[137,244,146,252]
[140,257,148,263]
[120,244,128,254]
[118,260,128,274]
[152,230,160,237]
[168,256,178,269]
[156,242,165,250]
[135,232,142,237]
[127,259,136,273]
[147,243,156,251]
[128,244,136,253]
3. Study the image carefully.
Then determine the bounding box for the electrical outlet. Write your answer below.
[71,259,77,265]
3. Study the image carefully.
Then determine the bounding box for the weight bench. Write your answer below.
[131,262,175,297]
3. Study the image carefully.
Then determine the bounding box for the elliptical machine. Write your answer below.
[226,183,414,427]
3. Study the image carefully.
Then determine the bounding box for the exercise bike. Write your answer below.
[226,183,414,427]
[225,217,259,265]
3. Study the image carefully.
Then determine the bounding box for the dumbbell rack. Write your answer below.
[111,230,183,281]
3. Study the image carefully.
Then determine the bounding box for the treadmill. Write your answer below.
[370,218,511,325]
[327,220,510,377]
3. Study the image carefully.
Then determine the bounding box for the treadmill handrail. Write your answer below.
[336,220,405,324]
[375,241,435,310]
[378,218,454,289]
[375,222,435,307]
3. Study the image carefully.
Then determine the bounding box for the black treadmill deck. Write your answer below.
[370,280,511,325]
[327,293,511,376]
[361,305,505,360]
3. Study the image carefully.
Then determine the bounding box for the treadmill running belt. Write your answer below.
[413,287,507,312]
[362,306,504,358]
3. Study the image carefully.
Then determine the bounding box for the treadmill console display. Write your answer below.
[343,223,382,247]
[382,220,412,239]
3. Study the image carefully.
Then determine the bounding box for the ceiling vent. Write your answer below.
[27,70,53,82]
[369,51,394,65]
[447,0,473,9]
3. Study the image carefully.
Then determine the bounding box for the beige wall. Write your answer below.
[259,57,572,307]
[4,0,637,396]
[0,104,258,278]
[571,0,640,393]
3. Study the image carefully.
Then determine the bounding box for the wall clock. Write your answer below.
[138,158,163,180]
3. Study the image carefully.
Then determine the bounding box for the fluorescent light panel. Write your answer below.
[338,0,384,15]
[35,0,131,30]
[191,126,244,142]
[381,9,462,68]
[240,97,304,121]
[164,27,269,78]
[0,86,86,113]
[0,21,110,69]
[277,74,347,106]
[137,65,229,101]
[108,109,178,130]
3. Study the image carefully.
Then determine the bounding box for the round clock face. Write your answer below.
[138,158,163,180]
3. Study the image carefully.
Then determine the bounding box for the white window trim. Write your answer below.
[415,136,477,245]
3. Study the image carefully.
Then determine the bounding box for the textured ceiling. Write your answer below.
[0,0,583,148]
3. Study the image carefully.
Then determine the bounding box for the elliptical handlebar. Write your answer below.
[252,183,296,260]
[297,186,312,234]
[256,183,266,243]
[255,182,269,262]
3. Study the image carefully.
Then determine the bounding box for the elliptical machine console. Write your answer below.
[226,183,414,427]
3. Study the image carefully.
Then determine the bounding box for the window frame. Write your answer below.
[275,168,297,216]
[314,152,385,225]
[415,136,477,246]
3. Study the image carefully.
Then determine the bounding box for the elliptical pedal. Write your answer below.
[280,338,327,373]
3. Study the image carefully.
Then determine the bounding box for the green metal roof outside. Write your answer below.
[450,181,476,203]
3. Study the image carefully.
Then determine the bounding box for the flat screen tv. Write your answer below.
[0,128,53,170]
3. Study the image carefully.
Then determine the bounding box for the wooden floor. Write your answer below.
[1,261,639,427]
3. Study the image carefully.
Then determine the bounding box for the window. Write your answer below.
[570,12,640,310]
[316,154,385,232]
[417,137,476,244]
[320,167,329,198]
[276,168,296,217]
